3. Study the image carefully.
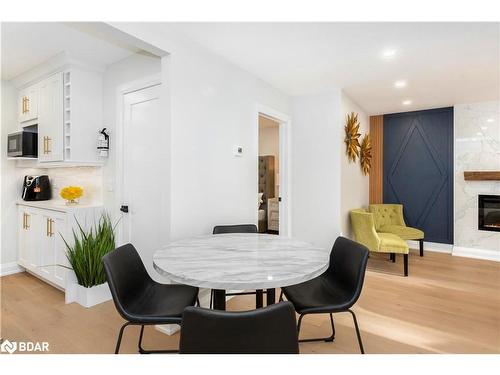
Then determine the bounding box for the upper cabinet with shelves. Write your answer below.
[12,55,104,166]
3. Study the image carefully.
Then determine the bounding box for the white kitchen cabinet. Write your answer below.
[17,202,101,290]
[38,72,64,162]
[18,84,39,125]
[13,56,104,167]
[18,206,43,270]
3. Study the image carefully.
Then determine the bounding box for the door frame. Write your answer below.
[255,104,292,237]
[115,74,161,246]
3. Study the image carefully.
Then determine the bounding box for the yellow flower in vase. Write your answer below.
[60,186,84,205]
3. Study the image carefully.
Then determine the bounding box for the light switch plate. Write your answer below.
[233,145,243,157]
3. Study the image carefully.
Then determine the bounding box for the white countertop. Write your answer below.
[153,233,329,290]
[17,200,103,212]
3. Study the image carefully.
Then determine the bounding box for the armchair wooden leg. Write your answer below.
[419,239,424,257]
[390,253,396,263]
[403,253,409,276]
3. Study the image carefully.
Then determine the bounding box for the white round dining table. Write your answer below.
[153,233,329,310]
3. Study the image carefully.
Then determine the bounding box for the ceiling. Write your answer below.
[1,22,139,80]
[170,22,500,114]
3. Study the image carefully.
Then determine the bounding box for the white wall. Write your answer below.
[454,101,500,260]
[291,90,342,250]
[109,23,291,241]
[340,92,369,238]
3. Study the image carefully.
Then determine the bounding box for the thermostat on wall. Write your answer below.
[233,145,243,157]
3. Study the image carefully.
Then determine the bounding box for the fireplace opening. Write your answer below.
[479,195,500,232]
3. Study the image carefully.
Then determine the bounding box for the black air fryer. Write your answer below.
[22,175,52,201]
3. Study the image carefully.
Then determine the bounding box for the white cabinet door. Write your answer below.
[18,207,43,271]
[38,72,63,162]
[18,84,39,124]
[42,212,68,288]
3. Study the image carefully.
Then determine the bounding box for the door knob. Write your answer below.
[120,205,129,213]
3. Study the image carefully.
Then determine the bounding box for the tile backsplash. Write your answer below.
[46,167,103,205]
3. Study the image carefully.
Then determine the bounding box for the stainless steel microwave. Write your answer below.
[7,131,38,157]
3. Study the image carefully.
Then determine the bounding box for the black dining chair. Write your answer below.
[102,243,199,354]
[211,224,265,308]
[281,236,369,354]
[179,301,299,354]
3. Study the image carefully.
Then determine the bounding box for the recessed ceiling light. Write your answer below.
[481,126,488,130]
[394,80,407,88]
[477,132,483,136]
[402,100,412,105]
[382,49,397,59]
[487,118,494,123]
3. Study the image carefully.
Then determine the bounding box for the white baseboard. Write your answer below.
[452,246,500,262]
[0,262,24,277]
[407,240,453,254]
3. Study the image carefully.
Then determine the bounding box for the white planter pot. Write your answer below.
[65,271,112,308]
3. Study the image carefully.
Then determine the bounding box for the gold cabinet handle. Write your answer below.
[25,213,30,229]
[49,219,54,237]
[22,97,26,114]
[22,213,26,229]
[43,136,47,154]
[46,218,50,236]
[25,97,29,113]
[47,137,51,153]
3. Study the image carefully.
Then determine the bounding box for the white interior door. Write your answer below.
[121,83,167,278]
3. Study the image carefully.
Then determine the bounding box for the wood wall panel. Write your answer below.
[369,115,383,204]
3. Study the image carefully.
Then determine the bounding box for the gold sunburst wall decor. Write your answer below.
[360,133,372,175]
[344,112,361,162]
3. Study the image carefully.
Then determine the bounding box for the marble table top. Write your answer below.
[153,233,329,290]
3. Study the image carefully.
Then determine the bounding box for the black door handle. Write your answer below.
[278,197,282,202]
[120,205,129,213]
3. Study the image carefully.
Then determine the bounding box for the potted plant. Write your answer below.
[63,213,117,308]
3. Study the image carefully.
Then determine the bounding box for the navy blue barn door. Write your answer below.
[383,107,453,244]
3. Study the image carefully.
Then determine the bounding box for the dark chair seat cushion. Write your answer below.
[123,283,199,324]
[282,276,356,314]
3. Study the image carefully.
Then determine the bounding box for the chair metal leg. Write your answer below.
[296,313,335,343]
[404,253,409,276]
[196,297,200,307]
[348,309,365,354]
[279,290,284,302]
[419,239,424,257]
[210,289,213,309]
[115,322,130,354]
[138,324,179,354]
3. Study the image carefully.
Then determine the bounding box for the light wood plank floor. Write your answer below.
[1,249,499,354]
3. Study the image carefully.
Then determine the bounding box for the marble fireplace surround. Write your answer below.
[453,101,500,261]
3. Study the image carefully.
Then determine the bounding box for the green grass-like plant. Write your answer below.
[62,213,116,288]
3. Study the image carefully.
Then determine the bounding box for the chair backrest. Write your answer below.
[102,243,151,319]
[350,209,381,252]
[325,236,370,308]
[369,204,405,230]
[213,224,258,234]
[179,302,299,354]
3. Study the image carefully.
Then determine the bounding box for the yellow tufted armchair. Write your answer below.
[350,209,409,276]
[368,204,425,256]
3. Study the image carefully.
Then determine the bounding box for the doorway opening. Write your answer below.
[258,114,281,235]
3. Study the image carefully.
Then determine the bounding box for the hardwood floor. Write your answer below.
[1,249,499,354]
